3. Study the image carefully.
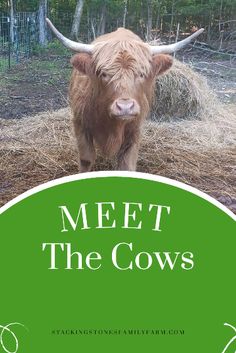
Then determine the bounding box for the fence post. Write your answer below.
[174,22,180,58]
[14,17,19,64]
[27,17,30,59]
[7,16,11,69]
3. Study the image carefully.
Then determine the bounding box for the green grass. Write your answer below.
[32,39,71,57]
[0,57,10,71]
[0,49,71,93]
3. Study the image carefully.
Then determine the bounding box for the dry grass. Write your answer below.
[153,60,217,121]
[0,104,235,212]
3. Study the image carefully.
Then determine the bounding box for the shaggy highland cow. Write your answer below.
[46,19,203,172]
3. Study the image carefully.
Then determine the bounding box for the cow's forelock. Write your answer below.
[92,40,152,83]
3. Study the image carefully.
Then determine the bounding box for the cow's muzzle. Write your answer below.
[110,98,140,119]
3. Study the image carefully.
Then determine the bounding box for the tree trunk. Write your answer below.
[218,0,223,49]
[91,19,96,40]
[218,0,223,33]
[97,3,106,36]
[169,0,175,43]
[174,22,179,58]
[39,0,47,46]
[146,0,152,41]
[71,0,85,40]
[123,0,128,28]
[207,11,212,43]
[156,0,162,31]
[8,0,14,43]
[87,7,91,42]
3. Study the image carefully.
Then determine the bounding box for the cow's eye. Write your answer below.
[101,72,107,78]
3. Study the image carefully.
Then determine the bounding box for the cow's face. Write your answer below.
[71,42,172,120]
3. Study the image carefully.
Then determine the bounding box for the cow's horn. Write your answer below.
[149,28,204,54]
[46,18,94,53]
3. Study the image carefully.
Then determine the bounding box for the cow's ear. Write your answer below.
[70,53,93,75]
[152,54,173,76]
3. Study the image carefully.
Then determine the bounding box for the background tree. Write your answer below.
[97,1,106,36]
[146,0,153,40]
[39,0,48,46]
[9,0,15,43]
[71,0,85,39]
[0,0,235,48]
[123,0,128,28]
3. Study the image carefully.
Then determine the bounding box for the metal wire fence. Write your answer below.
[0,15,10,71]
[1,10,235,73]
[0,12,37,72]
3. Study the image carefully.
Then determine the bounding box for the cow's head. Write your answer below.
[70,36,173,120]
[46,19,204,120]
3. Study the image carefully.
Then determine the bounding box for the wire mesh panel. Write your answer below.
[13,12,37,63]
[0,11,37,72]
[49,10,73,39]
[0,15,10,71]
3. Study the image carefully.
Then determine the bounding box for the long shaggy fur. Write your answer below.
[69,27,164,171]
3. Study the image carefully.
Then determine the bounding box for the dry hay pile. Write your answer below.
[0,103,235,212]
[153,60,217,121]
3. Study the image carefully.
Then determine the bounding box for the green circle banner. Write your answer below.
[0,172,235,353]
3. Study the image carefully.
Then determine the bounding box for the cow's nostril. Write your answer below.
[116,101,122,111]
[127,101,135,109]
[116,100,135,112]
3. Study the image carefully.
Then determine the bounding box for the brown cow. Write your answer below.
[46,19,203,172]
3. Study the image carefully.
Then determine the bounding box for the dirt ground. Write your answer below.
[0,48,236,119]
[182,50,236,105]
[0,54,71,119]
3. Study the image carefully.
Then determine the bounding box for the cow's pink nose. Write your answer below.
[110,98,140,118]
[116,99,135,113]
